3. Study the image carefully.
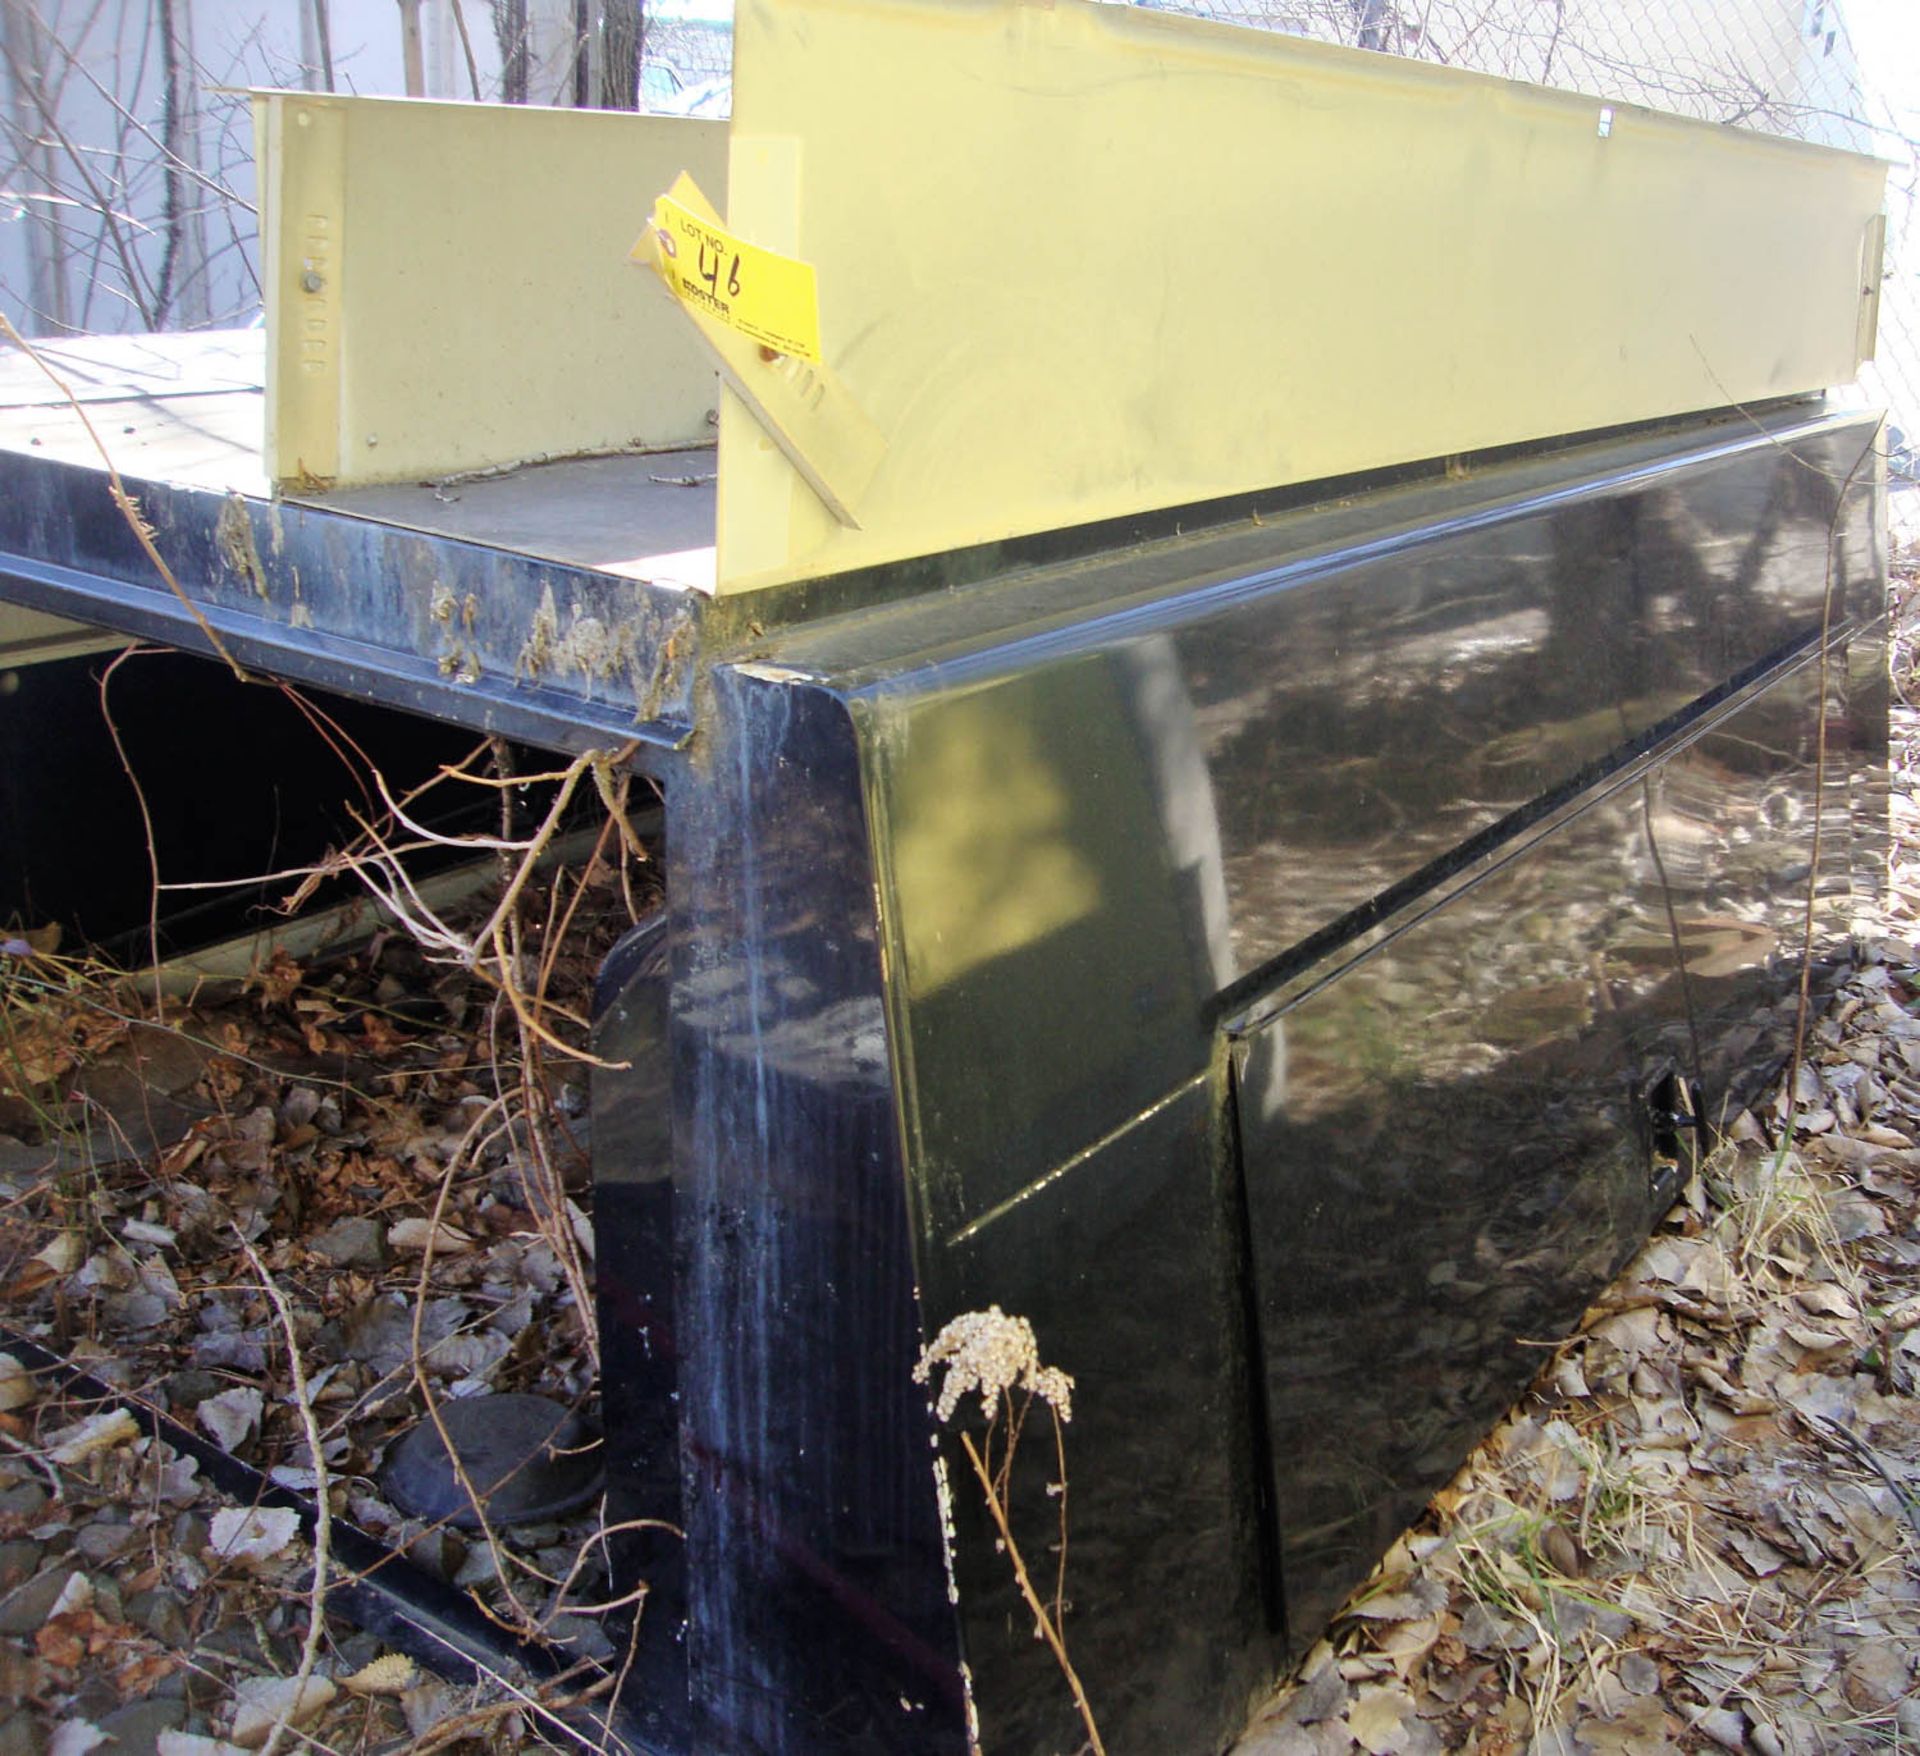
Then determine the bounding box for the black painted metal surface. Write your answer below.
[668,671,971,1753]
[1229,648,1879,1650]
[628,405,1885,1754]
[0,451,701,759]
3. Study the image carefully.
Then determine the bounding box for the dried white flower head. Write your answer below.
[1026,1366,1074,1420]
[914,1305,1074,1425]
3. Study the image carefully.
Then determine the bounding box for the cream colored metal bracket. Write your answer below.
[253,93,729,490]
[713,0,1890,593]
[256,94,344,487]
[1859,212,1888,365]
[634,173,882,529]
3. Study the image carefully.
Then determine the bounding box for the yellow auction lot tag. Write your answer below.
[647,194,821,364]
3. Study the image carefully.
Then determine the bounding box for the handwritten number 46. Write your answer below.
[698,241,743,300]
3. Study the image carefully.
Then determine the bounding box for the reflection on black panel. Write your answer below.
[1234,658,1857,1650]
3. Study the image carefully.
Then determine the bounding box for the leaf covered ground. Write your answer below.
[0,838,653,1756]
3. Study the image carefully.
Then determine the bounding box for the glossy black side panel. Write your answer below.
[1195,423,1878,988]
[935,1078,1281,1756]
[665,671,966,1756]
[1231,654,1852,1649]
[769,410,1888,1753]
[589,916,689,1735]
[585,410,1883,1755]
[821,413,1884,1251]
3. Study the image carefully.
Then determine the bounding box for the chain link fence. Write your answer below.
[639,13,730,109]
[1130,0,1919,540]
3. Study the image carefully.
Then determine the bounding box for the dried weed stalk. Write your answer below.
[239,1235,332,1756]
[1703,1137,1850,1292]
[916,1306,1101,1756]
[289,737,654,1377]
[0,332,668,1720]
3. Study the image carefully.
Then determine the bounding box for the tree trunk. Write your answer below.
[492,0,529,103]
[1352,0,1391,52]
[596,0,641,109]
[398,0,425,96]
[0,0,72,331]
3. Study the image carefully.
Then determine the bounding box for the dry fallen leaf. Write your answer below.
[1724,1528,1788,1578]
[157,1736,249,1756]
[1782,1323,1854,1358]
[1616,1652,1661,1696]
[1233,1727,1318,1756]
[1349,1576,1449,1621]
[1347,1683,1415,1754]
[1371,1614,1444,1682]
[114,1647,179,1698]
[400,1678,461,1741]
[208,1505,301,1568]
[45,1407,138,1465]
[33,1232,82,1276]
[36,1608,130,1671]
[388,1216,474,1255]
[1574,1698,1677,1755]
[1880,1293,1920,1331]
[197,1386,264,1452]
[343,1652,418,1696]
[0,1351,32,1413]
[228,1675,337,1749]
[1794,1283,1858,1321]
[1539,1522,1584,1577]
[45,1722,107,1756]
[1693,1706,1748,1753]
